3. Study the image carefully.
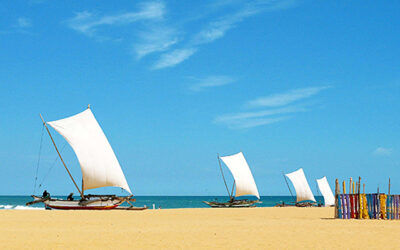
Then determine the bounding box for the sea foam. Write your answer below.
[0,204,44,210]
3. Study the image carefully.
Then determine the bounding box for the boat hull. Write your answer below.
[274,202,316,207]
[203,200,260,208]
[45,201,121,210]
[30,195,127,210]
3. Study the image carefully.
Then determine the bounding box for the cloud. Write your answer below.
[190,75,235,91]
[215,106,306,122]
[151,0,297,69]
[218,116,289,129]
[214,106,305,128]
[215,85,329,129]
[152,48,196,69]
[193,0,296,45]
[66,1,165,36]
[17,18,32,28]
[133,26,179,59]
[64,0,297,69]
[373,147,392,156]
[246,86,330,108]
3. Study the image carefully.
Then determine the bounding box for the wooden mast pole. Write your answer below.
[342,181,346,194]
[335,179,339,218]
[40,114,84,199]
[283,172,295,203]
[217,154,232,201]
[350,177,353,194]
[230,180,236,200]
[358,176,362,219]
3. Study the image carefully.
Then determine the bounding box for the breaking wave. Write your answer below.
[0,204,44,210]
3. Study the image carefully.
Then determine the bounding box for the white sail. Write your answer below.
[220,152,260,199]
[316,176,335,206]
[285,168,315,202]
[47,109,132,194]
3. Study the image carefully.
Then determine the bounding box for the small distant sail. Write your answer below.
[47,109,132,194]
[220,152,260,199]
[285,168,316,202]
[316,176,335,206]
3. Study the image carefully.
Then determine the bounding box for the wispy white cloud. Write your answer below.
[16,18,32,28]
[215,85,329,129]
[152,48,196,69]
[64,0,297,69]
[193,0,296,45]
[247,86,330,108]
[215,106,306,122]
[133,26,179,59]
[151,0,297,69]
[373,147,392,156]
[190,75,235,91]
[214,106,305,128]
[192,8,256,45]
[66,1,165,36]
[217,115,289,129]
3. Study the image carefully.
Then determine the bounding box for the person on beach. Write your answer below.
[67,193,74,201]
[42,190,50,198]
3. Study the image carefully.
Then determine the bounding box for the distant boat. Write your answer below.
[203,152,260,208]
[316,176,335,207]
[276,168,316,207]
[26,107,141,210]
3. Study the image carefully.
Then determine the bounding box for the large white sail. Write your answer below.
[47,109,132,194]
[316,176,335,206]
[285,168,315,202]
[220,152,260,199]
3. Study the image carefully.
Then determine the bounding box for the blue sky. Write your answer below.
[0,0,399,196]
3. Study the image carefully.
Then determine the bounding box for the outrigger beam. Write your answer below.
[39,114,84,199]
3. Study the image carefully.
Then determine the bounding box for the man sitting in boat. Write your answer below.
[67,193,74,201]
[42,190,50,199]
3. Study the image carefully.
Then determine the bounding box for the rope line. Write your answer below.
[283,172,295,202]
[33,125,45,194]
[38,142,68,189]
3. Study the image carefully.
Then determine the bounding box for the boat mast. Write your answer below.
[40,114,84,199]
[230,180,236,199]
[283,172,295,202]
[218,154,232,200]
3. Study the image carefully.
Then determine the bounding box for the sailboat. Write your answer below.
[26,107,139,210]
[203,152,261,208]
[316,176,335,207]
[277,168,316,207]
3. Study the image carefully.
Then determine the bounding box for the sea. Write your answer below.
[0,195,324,210]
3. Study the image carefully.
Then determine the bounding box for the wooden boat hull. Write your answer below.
[203,200,260,208]
[274,202,316,207]
[29,195,129,210]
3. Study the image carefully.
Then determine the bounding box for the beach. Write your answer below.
[1,207,399,249]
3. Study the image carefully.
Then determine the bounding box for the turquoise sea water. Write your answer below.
[0,195,324,209]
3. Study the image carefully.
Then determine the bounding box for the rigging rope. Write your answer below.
[218,155,232,199]
[33,125,45,194]
[38,142,68,189]
[283,172,295,202]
